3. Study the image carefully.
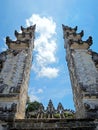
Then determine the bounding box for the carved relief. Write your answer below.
[79,82,86,91]
[0,78,3,84]
[9,85,20,93]
[0,50,27,94]
[11,103,17,112]
[0,84,8,93]
[84,102,98,111]
[63,25,93,50]
[12,50,20,56]
[0,103,17,113]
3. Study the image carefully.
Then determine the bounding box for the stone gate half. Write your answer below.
[62,25,98,119]
[0,25,35,121]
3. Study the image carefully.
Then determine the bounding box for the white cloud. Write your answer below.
[26,14,59,78]
[28,87,41,102]
[37,88,43,94]
[26,14,56,38]
[28,87,44,102]
[29,94,39,102]
[38,67,59,78]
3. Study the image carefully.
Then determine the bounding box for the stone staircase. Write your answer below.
[8,118,98,130]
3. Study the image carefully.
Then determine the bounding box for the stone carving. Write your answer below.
[62,25,77,32]
[84,102,98,111]
[74,26,78,31]
[14,84,21,93]
[0,103,17,113]
[12,50,20,56]
[9,87,15,93]
[66,30,84,39]
[14,30,19,37]
[63,25,93,50]
[21,25,35,32]
[79,30,84,37]
[6,36,31,50]
[6,36,12,45]
[68,38,92,47]
[9,85,20,93]
[0,84,8,93]
[86,36,93,46]
[11,103,17,112]
[15,30,32,40]
[6,37,30,44]
[79,82,88,92]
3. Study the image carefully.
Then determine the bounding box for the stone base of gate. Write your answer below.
[4,118,98,130]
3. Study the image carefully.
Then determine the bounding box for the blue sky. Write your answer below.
[0,0,98,110]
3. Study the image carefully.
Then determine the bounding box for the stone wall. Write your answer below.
[62,25,98,118]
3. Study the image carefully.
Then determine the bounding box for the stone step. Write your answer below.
[8,119,97,130]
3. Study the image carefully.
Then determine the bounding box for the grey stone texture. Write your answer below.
[0,25,98,130]
[0,25,35,121]
[8,119,98,130]
[62,25,98,119]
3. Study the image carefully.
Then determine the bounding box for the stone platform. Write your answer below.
[4,118,98,130]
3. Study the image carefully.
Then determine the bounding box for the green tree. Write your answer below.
[26,101,41,112]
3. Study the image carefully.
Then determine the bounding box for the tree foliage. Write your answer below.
[26,101,41,112]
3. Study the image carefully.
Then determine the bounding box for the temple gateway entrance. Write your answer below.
[0,25,98,129]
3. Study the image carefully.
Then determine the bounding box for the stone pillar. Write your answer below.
[62,25,98,118]
[0,25,35,120]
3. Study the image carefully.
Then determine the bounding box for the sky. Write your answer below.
[0,0,98,111]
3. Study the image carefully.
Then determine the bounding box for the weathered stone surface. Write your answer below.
[63,25,98,118]
[0,24,98,129]
[0,25,35,121]
[8,119,98,130]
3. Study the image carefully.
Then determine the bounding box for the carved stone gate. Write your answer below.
[62,25,98,119]
[0,25,98,129]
